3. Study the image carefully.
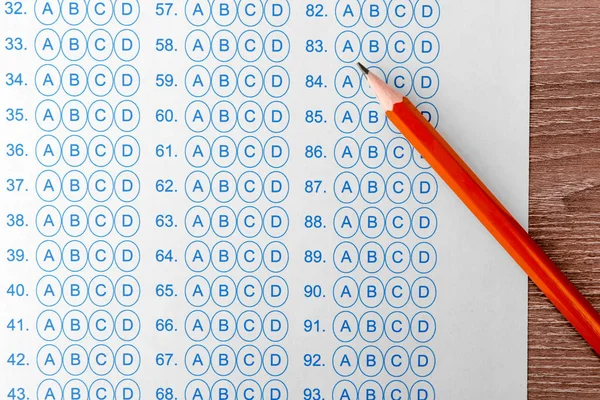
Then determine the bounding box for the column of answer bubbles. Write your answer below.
[332,1,440,399]
[33,1,143,399]
[182,1,292,398]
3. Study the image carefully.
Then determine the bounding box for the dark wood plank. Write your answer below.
[530,1,600,397]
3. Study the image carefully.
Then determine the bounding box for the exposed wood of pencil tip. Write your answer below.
[358,63,403,112]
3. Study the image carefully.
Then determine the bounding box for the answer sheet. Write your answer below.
[0,0,530,399]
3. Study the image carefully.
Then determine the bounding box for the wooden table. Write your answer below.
[530,0,600,397]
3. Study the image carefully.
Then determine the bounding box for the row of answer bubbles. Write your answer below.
[185,65,289,98]
[36,64,139,97]
[184,171,289,204]
[35,0,140,26]
[335,137,431,170]
[183,310,288,342]
[334,241,437,274]
[332,276,437,309]
[35,29,140,62]
[36,170,139,203]
[185,30,290,63]
[185,240,289,273]
[36,239,139,272]
[184,0,291,27]
[185,136,289,169]
[334,171,438,204]
[332,344,435,378]
[333,379,434,400]
[335,0,440,28]
[36,309,139,342]
[335,31,440,65]
[36,135,139,168]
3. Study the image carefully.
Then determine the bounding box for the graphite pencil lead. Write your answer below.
[357,62,369,76]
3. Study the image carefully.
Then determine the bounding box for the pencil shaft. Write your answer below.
[387,99,600,354]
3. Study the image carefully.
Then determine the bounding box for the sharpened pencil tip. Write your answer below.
[357,62,369,76]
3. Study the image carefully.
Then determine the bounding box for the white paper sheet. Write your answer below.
[0,1,530,399]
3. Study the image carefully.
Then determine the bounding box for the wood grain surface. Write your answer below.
[530,0,600,397]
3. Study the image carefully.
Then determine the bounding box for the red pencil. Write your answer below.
[359,62,600,355]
